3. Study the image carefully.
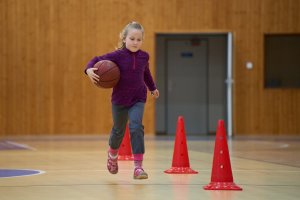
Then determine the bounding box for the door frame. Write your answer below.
[226,33,233,137]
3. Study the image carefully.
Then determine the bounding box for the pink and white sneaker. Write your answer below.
[107,152,118,174]
[133,167,148,179]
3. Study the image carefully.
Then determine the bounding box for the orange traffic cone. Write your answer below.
[203,120,242,190]
[118,125,134,161]
[164,116,198,174]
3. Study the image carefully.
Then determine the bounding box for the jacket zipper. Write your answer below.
[132,53,136,70]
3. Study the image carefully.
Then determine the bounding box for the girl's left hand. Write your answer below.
[151,89,159,99]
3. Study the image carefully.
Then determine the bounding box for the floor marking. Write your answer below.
[0,169,45,178]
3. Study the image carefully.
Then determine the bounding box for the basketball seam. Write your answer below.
[99,77,120,82]
[99,68,119,81]
[100,65,117,75]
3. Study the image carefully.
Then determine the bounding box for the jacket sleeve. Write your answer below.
[84,51,119,74]
[144,63,157,91]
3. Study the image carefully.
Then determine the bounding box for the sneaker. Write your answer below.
[107,152,118,174]
[133,167,148,179]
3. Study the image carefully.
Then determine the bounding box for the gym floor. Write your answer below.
[0,135,299,200]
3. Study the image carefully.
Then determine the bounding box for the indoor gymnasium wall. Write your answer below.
[0,0,299,136]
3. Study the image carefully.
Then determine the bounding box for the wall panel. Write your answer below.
[1,0,300,136]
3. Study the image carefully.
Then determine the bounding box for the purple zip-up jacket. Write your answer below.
[85,48,157,107]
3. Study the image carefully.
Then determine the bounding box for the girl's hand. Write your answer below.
[86,68,100,84]
[151,89,159,98]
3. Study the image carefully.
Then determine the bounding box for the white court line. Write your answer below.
[5,141,37,151]
[41,169,300,173]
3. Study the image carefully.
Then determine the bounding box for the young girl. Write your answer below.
[85,22,159,179]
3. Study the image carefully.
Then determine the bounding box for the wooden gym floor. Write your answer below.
[0,135,300,200]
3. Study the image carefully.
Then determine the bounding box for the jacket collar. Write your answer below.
[124,47,140,54]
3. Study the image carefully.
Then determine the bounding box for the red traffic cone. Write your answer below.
[203,120,242,190]
[164,116,198,174]
[118,125,134,161]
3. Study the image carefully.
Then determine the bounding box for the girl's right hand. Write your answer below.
[86,68,100,84]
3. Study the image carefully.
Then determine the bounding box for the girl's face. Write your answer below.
[123,28,143,52]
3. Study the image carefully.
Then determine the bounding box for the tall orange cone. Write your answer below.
[203,120,242,190]
[118,125,134,161]
[164,116,198,174]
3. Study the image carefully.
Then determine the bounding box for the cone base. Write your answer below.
[118,155,134,161]
[164,167,198,174]
[203,182,242,190]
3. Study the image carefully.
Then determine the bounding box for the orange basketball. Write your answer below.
[93,60,120,88]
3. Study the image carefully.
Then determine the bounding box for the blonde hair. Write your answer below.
[117,21,144,49]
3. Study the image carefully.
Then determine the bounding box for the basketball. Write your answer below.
[93,60,120,88]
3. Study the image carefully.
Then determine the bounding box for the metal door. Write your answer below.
[166,39,208,135]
